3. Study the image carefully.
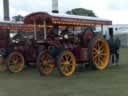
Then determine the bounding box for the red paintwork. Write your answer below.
[82,31,94,47]
[73,48,89,62]
[0,12,112,64]
[0,29,9,48]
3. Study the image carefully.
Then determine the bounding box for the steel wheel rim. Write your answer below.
[39,53,55,76]
[92,39,110,70]
[60,51,76,77]
[8,53,24,72]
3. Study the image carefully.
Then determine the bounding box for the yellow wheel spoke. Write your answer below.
[49,64,54,68]
[61,65,67,72]
[99,43,104,49]
[93,48,98,53]
[69,60,73,64]
[96,57,100,65]
[95,58,99,65]
[66,55,69,60]
[98,57,104,65]
[100,49,104,53]
[97,42,101,50]
[93,54,99,60]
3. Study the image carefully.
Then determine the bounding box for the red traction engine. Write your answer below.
[0,12,112,77]
[23,12,112,77]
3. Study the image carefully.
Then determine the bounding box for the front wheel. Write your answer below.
[57,50,76,77]
[7,51,25,73]
[37,51,55,76]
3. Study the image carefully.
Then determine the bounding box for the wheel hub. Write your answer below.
[63,61,70,65]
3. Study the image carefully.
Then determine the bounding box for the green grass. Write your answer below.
[0,48,128,96]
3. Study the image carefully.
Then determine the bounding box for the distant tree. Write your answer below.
[66,8,96,17]
[12,15,24,22]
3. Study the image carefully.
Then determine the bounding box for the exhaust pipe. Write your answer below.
[3,0,10,21]
[52,0,59,13]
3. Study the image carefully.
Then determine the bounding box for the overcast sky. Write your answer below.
[0,0,128,24]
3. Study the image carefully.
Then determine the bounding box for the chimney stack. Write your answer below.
[52,0,59,13]
[3,0,10,21]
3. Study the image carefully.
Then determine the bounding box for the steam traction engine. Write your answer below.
[24,12,112,77]
[0,12,112,77]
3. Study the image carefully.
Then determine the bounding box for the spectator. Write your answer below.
[108,28,121,66]
[108,28,116,65]
[115,37,121,64]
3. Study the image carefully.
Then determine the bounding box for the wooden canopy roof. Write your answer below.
[24,12,112,26]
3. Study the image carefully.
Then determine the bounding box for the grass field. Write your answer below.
[0,48,128,96]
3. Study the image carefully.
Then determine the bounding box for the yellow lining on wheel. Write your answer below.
[59,50,76,77]
[39,53,55,76]
[7,52,25,73]
[93,38,110,70]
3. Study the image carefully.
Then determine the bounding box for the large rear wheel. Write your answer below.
[7,51,25,73]
[57,50,76,77]
[89,34,110,70]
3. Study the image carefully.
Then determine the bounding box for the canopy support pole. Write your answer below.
[43,20,47,40]
[34,19,37,40]
[101,24,103,35]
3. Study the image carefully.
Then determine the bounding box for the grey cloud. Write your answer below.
[1,0,81,20]
[10,0,81,13]
[59,0,81,12]
[1,0,128,24]
[10,0,52,12]
[108,0,128,10]
[0,0,3,19]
